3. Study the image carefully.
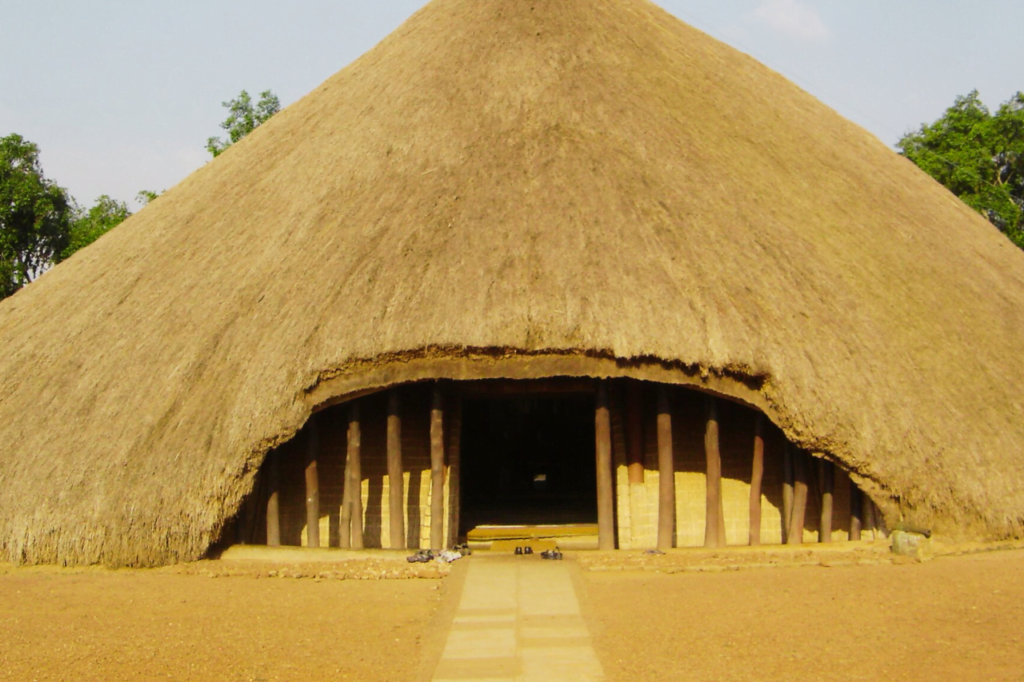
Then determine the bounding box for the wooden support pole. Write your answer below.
[862,493,876,539]
[238,476,259,544]
[447,399,463,548]
[340,408,354,549]
[819,458,834,543]
[348,403,364,550]
[340,442,352,550]
[782,443,795,543]
[305,418,321,548]
[626,382,645,484]
[704,397,726,548]
[787,449,808,545]
[265,451,281,547]
[849,483,863,542]
[656,387,675,550]
[595,381,615,551]
[873,501,889,539]
[749,413,765,546]
[430,385,445,550]
[387,390,406,550]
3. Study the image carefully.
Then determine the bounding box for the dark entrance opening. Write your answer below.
[460,394,597,534]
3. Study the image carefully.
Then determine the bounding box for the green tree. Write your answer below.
[898,90,1024,249]
[205,89,281,157]
[136,189,162,205]
[0,134,74,299]
[62,195,131,260]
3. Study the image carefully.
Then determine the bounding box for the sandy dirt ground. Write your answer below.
[0,561,451,682]
[578,548,1024,682]
[1,548,1022,681]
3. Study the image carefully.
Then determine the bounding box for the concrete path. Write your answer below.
[432,556,604,682]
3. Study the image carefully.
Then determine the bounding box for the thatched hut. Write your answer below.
[2,0,1023,566]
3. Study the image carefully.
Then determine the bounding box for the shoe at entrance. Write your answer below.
[406,549,435,563]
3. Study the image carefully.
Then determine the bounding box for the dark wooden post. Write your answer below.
[305,418,321,548]
[340,408,353,549]
[626,382,645,484]
[348,403,364,550]
[299,413,319,548]
[787,449,808,545]
[430,385,445,550]
[595,381,615,551]
[849,482,863,542]
[749,413,765,546]
[862,493,876,539]
[656,387,675,550]
[873,501,889,539]
[237,480,258,544]
[819,458,834,543]
[782,443,795,543]
[704,397,726,548]
[266,451,281,547]
[340,443,353,550]
[387,390,406,550]
[446,399,463,548]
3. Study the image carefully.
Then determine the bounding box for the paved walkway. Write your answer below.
[432,556,604,682]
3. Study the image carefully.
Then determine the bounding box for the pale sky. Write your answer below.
[2,1,1020,211]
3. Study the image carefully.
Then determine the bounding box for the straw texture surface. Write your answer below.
[2,0,1023,565]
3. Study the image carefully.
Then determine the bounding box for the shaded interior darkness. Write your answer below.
[460,394,597,533]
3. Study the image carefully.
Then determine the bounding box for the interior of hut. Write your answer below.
[459,394,598,531]
[225,378,889,553]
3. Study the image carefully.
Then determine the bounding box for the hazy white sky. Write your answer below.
[1,1,1020,210]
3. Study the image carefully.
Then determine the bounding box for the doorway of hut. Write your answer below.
[459,393,598,541]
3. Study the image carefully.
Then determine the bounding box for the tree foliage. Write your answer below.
[898,90,1024,249]
[62,195,131,260]
[136,189,162,205]
[0,134,142,300]
[205,89,281,158]
[2,87,278,301]
[0,134,75,298]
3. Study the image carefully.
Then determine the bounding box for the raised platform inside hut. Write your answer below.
[466,524,600,551]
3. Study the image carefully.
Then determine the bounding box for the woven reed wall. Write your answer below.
[613,384,885,548]
[254,385,450,551]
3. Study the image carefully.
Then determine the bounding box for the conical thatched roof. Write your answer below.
[2,0,1023,566]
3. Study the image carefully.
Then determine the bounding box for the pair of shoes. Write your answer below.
[514,546,535,556]
[452,543,472,556]
[540,548,563,560]
[406,549,435,563]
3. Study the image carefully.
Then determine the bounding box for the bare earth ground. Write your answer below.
[0,560,451,682]
[1,548,1022,681]
[578,548,1024,682]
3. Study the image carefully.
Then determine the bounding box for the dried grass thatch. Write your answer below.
[2,0,1023,566]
